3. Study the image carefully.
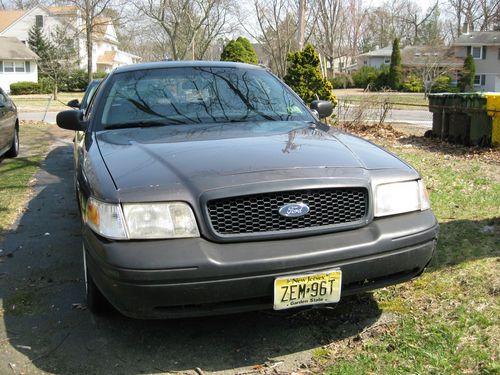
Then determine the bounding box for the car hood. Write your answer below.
[95,121,413,200]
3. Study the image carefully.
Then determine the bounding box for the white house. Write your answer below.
[0,5,140,74]
[0,36,39,93]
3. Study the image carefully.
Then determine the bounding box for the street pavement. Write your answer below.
[19,111,58,124]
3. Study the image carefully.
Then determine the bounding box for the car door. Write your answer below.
[0,90,10,153]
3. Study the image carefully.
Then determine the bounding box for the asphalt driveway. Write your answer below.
[0,131,384,374]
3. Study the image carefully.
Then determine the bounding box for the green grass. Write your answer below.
[336,93,428,110]
[0,123,54,231]
[324,143,499,374]
[10,92,84,112]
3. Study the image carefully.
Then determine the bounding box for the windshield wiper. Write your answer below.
[105,120,185,130]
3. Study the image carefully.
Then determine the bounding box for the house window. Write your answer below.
[474,74,486,86]
[471,46,482,59]
[4,62,14,72]
[1,61,26,73]
[15,62,25,72]
[35,15,43,28]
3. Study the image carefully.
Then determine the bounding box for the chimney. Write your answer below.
[462,22,474,34]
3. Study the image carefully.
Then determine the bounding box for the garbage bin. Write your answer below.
[486,94,500,147]
[428,93,499,147]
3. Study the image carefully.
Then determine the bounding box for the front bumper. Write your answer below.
[84,210,439,319]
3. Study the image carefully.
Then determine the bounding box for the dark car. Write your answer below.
[0,88,19,159]
[67,79,103,112]
[56,61,439,319]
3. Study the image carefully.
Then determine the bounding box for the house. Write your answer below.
[0,5,140,74]
[452,30,500,92]
[401,46,463,82]
[356,45,392,69]
[0,36,39,93]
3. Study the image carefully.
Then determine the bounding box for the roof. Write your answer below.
[47,5,78,14]
[0,36,39,60]
[401,46,463,66]
[0,10,25,33]
[453,31,500,46]
[113,61,264,74]
[96,51,116,65]
[359,45,393,57]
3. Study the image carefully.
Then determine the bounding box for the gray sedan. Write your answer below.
[56,61,439,319]
[0,88,19,159]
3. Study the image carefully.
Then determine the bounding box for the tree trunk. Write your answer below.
[86,9,93,84]
[53,83,58,101]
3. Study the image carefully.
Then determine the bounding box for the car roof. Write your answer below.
[112,61,265,74]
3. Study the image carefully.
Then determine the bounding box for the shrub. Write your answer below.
[220,37,259,64]
[331,74,354,89]
[402,74,424,92]
[352,66,380,89]
[92,71,108,80]
[64,69,88,92]
[38,77,55,94]
[459,54,475,92]
[431,75,458,93]
[9,81,41,95]
[283,44,336,107]
[373,65,390,90]
[388,38,403,90]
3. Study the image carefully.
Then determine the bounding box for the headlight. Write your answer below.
[84,197,128,239]
[84,198,199,239]
[374,180,431,217]
[123,202,199,239]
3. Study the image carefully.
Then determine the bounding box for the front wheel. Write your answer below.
[5,124,19,158]
[83,245,112,314]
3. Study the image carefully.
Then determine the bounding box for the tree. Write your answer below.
[235,37,258,64]
[30,25,79,99]
[388,38,402,90]
[220,37,258,64]
[65,0,121,84]
[283,44,336,106]
[245,0,298,77]
[28,25,50,58]
[459,54,475,92]
[134,0,235,61]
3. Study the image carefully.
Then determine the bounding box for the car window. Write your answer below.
[97,67,312,129]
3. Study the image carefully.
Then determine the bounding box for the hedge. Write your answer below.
[9,81,41,95]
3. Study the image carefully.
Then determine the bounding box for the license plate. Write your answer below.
[273,269,342,310]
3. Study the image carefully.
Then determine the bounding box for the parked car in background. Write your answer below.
[56,61,439,319]
[67,79,103,112]
[0,87,19,159]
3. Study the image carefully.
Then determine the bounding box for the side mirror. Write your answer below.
[67,99,80,108]
[56,110,87,131]
[310,100,333,119]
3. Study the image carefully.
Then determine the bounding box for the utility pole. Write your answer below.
[297,0,306,50]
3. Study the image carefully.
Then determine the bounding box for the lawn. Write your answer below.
[10,92,84,112]
[334,90,429,110]
[0,123,55,232]
[322,128,499,374]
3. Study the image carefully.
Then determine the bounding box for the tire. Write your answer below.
[83,245,112,314]
[5,123,19,158]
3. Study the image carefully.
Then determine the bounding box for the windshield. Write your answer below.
[97,67,313,129]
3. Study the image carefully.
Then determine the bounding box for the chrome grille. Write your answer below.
[206,188,368,236]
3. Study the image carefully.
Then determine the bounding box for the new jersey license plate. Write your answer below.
[273,269,342,310]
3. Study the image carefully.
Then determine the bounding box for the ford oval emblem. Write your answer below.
[279,203,310,218]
